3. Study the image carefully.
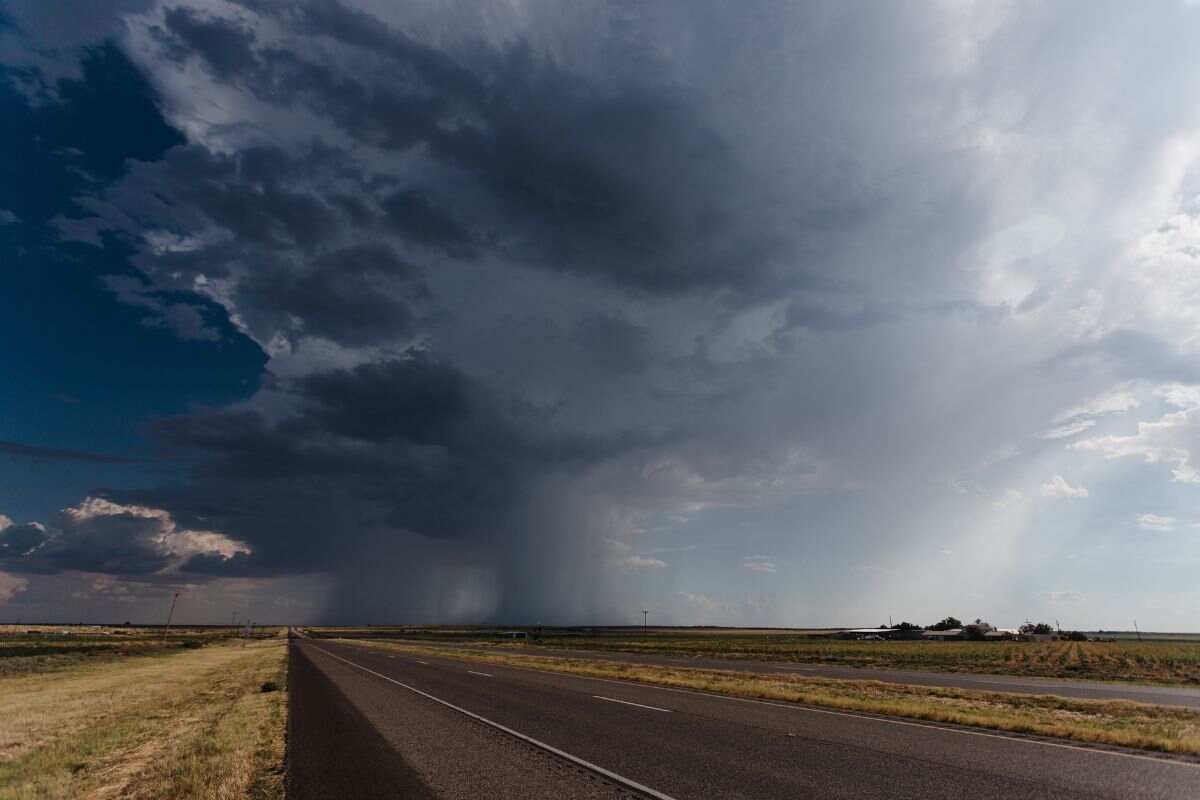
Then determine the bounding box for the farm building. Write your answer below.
[922,628,965,640]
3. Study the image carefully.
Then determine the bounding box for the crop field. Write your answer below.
[530,634,1200,685]
[0,627,286,800]
[311,627,1200,685]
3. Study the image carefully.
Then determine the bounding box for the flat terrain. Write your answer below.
[311,628,1200,685]
[0,627,286,799]
[292,639,1200,799]
[357,638,1200,710]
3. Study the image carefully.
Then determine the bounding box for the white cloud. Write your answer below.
[0,209,17,225]
[1057,389,1140,422]
[61,497,251,563]
[0,571,29,603]
[1072,415,1198,482]
[1040,419,1096,440]
[1044,590,1084,604]
[0,514,11,531]
[1039,475,1089,499]
[1137,513,1176,531]
[742,556,777,573]
[621,554,666,570]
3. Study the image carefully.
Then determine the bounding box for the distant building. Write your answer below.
[922,628,965,640]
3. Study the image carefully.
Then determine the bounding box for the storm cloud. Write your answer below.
[6,1,1200,627]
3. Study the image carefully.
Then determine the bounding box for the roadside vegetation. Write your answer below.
[524,635,1200,685]
[0,627,286,800]
[339,639,1200,756]
[317,627,1200,686]
[0,625,243,677]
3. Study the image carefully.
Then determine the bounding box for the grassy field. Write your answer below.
[0,628,287,800]
[0,625,246,677]
[304,628,1200,686]
[523,635,1200,685]
[307,627,1200,685]
[340,639,1200,757]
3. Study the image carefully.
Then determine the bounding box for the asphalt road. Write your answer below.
[369,640,1200,709]
[290,639,1200,799]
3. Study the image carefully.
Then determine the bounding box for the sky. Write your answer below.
[2,1,1200,629]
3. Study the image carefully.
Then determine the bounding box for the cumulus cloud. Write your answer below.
[1072,384,1200,484]
[0,498,250,577]
[1137,513,1176,532]
[1039,475,1089,499]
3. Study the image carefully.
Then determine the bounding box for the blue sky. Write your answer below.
[2,1,1200,629]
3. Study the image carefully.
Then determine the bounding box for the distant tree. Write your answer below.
[1064,630,1088,642]
[1019,622,1054,635]
[891,621,921,631]
[928,616,962,631]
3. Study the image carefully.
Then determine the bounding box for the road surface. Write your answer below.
[288,639,1200,799]
[339,639,1200,709]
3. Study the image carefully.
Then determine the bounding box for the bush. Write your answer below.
[260,681,279,693]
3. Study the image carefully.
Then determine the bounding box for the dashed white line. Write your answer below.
[593,695,672,713]
[310,646,680,800]
[468,670,493,677]
[415,660,429,665]
[343,646,1199,770]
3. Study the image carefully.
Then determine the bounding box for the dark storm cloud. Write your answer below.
[148,0,790,297]
[0,523,48,557]
[238,243,426,346]
[2,508,166,575]
[296,356,471,445]
[158,6,259,80]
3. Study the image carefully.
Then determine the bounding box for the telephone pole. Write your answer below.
[163,592,181,636]
[642,609,648,631]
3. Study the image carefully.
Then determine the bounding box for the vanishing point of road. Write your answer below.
[287,638,1200,799]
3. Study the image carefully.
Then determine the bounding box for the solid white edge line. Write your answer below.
[310,646,681,800]
[593,695,672,713]
[468,670,493,677]
[339,644,1200,771]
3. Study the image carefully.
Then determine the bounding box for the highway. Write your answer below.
[289,639,1200,799]
[381,641,1200,709]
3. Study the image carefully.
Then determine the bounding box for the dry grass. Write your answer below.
[0,627,239,677]
[342,639,1200,757]
[509,635,1200,685]
[0,635,287,800]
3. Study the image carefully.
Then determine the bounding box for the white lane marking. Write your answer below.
[415,660,429,665]
[348,647,1200,771]
[310,646,680,800]
[593,695,672,713]
[469,670,493,678]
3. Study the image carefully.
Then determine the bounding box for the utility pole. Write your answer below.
[642,609,648,631]
[1134,620,1142,642]
[163,592,181,636]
